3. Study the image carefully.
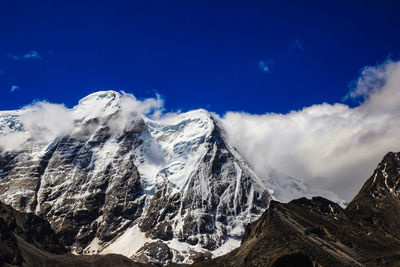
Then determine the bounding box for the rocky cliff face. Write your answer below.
[0,91,272,264]
[346,151,400,236]
[194,152,400,267]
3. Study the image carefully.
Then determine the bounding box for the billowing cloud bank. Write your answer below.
[220,60,400,200]
[1,60,399,201]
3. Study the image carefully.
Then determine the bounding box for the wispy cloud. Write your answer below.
[10,85,19,92]
[288,39,304,56]
[258,60,274,73]
[7,50,42,60]
[344,62,389,102]
[23,51,41,60]
[0,91,165,151]
[293,39,303,51]
[7,54,20,60]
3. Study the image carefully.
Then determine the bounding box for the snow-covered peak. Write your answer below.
[73,90,123,121]
[76,90,121,106]
[158,108,211,124]
[0,110,22,132]
[145,109,213,139]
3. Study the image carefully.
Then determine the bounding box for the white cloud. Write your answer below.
[0,91,165,152]
[258,60,274,73]
[20,102,75,143]
[220,59,400,201]
[120,91,164,117]
[0,102,75,152]
[23,51,41,60]
[7,54,21,60]
[0,130,28,153]
[288,39,304,55]
[7,50,42,60]
[293,39,303,51]
[107,91,164,132]
[10,85,19,92]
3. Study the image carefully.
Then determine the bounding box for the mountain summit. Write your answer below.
[0,91,274,264]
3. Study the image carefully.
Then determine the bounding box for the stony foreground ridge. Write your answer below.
[0,91,270,264]
[194,152,400,266]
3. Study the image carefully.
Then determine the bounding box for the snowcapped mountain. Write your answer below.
[0,91,339,264]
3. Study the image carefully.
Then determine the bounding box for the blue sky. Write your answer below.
[1,0,400,114]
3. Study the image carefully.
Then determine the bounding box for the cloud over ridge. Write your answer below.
[1,60,399,201]
[220,60,400,200]
[0,92,164,152]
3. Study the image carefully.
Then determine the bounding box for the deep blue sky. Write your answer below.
[1,0,399,114]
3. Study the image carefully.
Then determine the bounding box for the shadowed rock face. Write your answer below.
[0,201,66,265]
[0,201,147,267]
[194,152,400,267]
[272,253,314,267]
[346,151,400,238]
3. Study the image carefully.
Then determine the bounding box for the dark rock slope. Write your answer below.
[0,201,148,267]
[194,152,400,267]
